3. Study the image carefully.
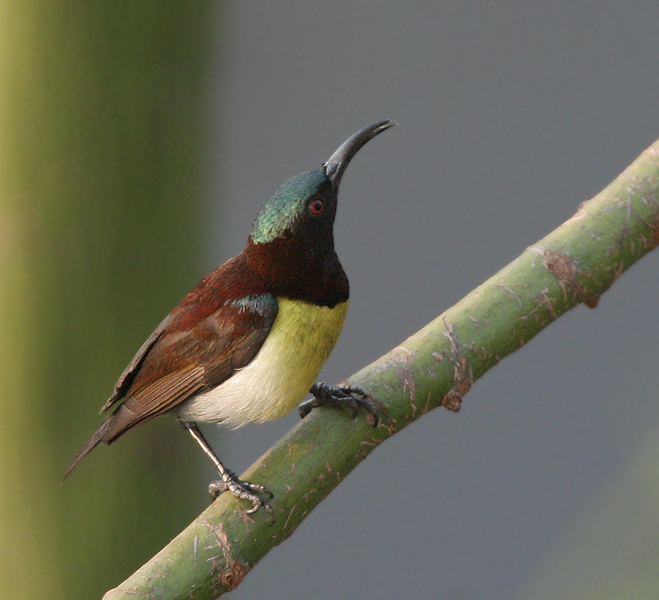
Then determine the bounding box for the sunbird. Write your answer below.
[65,121,394,520]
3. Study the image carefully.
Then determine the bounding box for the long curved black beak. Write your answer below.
[324,120,396,189]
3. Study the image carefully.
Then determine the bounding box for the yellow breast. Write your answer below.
[178,298,348,428]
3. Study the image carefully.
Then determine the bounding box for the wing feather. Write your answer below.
[98,293,278,443]
[100,315,173,413]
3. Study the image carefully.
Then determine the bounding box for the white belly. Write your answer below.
[177,298,348,428]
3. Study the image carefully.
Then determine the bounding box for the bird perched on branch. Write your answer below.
[64,120,395,520]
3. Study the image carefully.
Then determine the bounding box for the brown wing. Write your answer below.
[101,293,278,442]
[100,314,174,413]
[63,293,278,480]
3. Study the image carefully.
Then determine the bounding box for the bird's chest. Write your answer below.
[178,298,348,427]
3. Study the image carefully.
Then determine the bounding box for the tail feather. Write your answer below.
[62,416,113,481]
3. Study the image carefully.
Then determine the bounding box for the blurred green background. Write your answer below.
[3,3,659,600]
[0,4,217,597]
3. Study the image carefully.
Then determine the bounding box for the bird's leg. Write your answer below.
[299,382,381,427]
[181,421,275,523]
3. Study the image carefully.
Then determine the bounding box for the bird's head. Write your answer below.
[249,120,395,248]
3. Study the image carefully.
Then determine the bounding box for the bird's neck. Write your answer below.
[243,237,349,308]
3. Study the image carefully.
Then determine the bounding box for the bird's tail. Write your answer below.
[62,415,113,481]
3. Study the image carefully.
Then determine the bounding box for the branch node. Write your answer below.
[541,248,600,308]
[198,521,247,591]
[542,248,576,283]
[583,296,600,309]
[442,388,464,412]
[441,320,473,412]
[220,561,248,591]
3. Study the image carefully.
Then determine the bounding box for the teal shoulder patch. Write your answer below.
[229,294,278,318]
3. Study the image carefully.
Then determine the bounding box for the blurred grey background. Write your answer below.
[206,3,659,599]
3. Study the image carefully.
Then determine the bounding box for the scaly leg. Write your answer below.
[182,421,275,523]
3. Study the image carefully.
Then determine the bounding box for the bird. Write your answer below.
[64,120,395,520]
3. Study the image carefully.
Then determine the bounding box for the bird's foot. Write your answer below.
[299,382,381,427]
[208,473,275,523]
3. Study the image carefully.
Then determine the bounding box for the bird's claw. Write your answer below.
[208,475,275,523]
[299,382,381,427]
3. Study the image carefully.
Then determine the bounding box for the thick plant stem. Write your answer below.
[106,140,659,599]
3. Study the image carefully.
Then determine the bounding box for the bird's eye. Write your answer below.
[308,199,324,215]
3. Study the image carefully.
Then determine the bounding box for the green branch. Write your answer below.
[105,139,659,599]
